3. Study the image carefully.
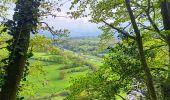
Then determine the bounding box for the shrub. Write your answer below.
[58,71,65,80]
[58,65,76,70]
[58,91,70,97]
[66,68,87,73]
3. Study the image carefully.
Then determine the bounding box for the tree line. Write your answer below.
[0,0,170,100]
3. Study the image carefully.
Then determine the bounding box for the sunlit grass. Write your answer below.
[24,51,99,99]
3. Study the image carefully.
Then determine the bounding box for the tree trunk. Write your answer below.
[0,27,30,99]
[161,42,170,100]
[161,1,170,99]
[161,1,170,30]
[0,0,40,99]
[125,0,157,100]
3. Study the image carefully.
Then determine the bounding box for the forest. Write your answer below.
[0,0,170,100]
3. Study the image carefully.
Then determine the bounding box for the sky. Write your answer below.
[42,0,102,37]
[3,1,102,37]
[43,16,101,37]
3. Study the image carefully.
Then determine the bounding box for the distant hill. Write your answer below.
[38,30,101,38]
[68,36,99,40]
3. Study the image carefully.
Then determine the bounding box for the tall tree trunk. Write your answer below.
[162,42,170,100]
[0,0,40,99]
[125,0,157,100]
[161,1,170,30]
[0,26,30,99]
[161,1,170,99]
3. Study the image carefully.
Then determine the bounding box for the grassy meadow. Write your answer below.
[22,50,101,99]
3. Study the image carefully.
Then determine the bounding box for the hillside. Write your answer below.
[59,36,108,58]
[21,41,102,99]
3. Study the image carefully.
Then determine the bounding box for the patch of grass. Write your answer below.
[25,51,99,99]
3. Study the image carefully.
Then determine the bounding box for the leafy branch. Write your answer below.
[102,20,136,39]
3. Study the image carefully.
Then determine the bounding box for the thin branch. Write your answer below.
[116,94,126,100]
[123,22,131,30]
[40,13,70,18]
[146,0,166,40]
[137,23,153,31]
[145,44,166,51]
[132,0,166,40]
[137,23,165,42]
[131,1,147,10]
[123,10,144,30]
[146,0,159,32]
[102,20,136,40]
[152,2,156,22]
[39,22,56,35]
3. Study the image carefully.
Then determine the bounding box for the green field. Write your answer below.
[22,51,99,99]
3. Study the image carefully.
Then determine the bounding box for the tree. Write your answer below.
[130,0,170,99]
[159,0,170,99]
[125,0,157,99]
[69,0,158,99]
[0,0,69,98]
[0,0,40,99]
[65,40,143,100]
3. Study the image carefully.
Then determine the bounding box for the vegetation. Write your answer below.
[59,36,108,57]
[0,0,170,100]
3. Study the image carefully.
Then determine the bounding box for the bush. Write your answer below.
[66,68,87,73]
[58,71,65,80]
[58,65,76,70]
[59,91,70,97]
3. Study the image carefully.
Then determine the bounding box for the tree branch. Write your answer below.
[39,22,56,35]
[137,23,153,31]
[132,0,166,40]
[146,0,166,40]
[102,20,136,39]
[123,11,144,30]
[116,94,126,100]
[145,44,166,51]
